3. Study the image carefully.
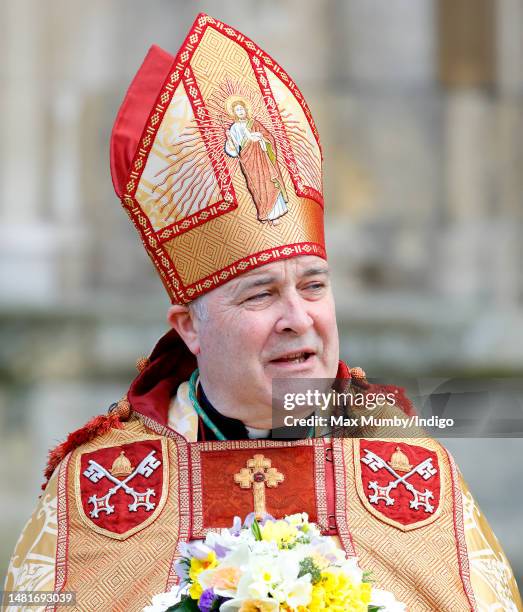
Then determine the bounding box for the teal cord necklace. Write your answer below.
[189,368,227,441]
[188,368,315,441]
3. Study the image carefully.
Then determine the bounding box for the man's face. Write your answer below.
[192,256,340,428]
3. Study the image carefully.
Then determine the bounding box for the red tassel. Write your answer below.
[42,412,125,490]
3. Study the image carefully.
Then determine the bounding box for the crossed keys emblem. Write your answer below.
[361,448,437,513]
[83,450,161,518]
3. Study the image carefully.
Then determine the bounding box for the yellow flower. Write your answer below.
[359,582,372,604]
[188,551,218,582]
[189,581,203,600]
[309,584,327,611]
[308,568,371,612]
[261,520,299,548]
[188,551,217,600]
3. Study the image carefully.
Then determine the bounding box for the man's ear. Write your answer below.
[167,305,201,355]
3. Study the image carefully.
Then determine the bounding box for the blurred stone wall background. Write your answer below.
[1,0,522,585]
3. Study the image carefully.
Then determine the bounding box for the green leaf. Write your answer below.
[362,570,374,583]
[166,594,200,611]
[251,518,263,541]
[298,557,322,585]
[367,606,384,611]
[210,598,224,611]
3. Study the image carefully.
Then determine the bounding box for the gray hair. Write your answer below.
[188,293,209,322]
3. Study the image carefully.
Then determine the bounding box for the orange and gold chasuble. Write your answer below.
[6,401,522,612]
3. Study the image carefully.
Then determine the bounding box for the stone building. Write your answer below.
[1,0,522,583]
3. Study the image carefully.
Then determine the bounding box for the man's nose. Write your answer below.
[275,292,314,335]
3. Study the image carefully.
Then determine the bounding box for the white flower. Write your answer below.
[370,587,407,611]
[179,540,212,560]
[263,552,303,603]
[235,557,278,600]
[339,556,364,584]
[282,573,312,608]
[219,597,279,611]
[143,586,184,612]
[220,542,252,569]
[205,527,246,551]
[247,580,272,600]
[286,512,309,526]
[249,539,279,556]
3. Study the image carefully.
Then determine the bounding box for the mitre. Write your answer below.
[110,12,325,303]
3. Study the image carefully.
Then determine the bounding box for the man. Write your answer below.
[4,13,522,612]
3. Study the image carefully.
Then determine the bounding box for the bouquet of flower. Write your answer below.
[145,514,406,612]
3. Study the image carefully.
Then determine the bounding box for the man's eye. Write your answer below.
[245,291,271,302]
[305,282,325,291]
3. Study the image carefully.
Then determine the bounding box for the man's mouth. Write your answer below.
[270,351,315,364]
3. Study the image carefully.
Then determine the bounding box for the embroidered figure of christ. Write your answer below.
[224,97,289,225]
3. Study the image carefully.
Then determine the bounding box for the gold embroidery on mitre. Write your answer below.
[389,446,412,473]
[234,453,284,519]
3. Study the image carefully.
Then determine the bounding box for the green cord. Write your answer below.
[188,368,315,441]
[189,368,227,441]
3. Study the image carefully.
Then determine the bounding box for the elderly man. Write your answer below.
[4,13,522,612]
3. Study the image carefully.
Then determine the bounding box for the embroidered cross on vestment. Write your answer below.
[234,454,284,519]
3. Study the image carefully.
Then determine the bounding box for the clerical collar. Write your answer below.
[245,425,271,439]
[198,385,269,441]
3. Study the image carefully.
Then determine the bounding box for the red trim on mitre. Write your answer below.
[184,242,326,302]
[110,45,175,198]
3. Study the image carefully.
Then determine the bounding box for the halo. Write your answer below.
[225,95,253,119]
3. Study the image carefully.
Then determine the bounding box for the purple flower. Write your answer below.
[243,512,275,528]
[179,540,211,561]
[198,588,216,612]
[174,558,189,584]
[229,516,242,536]
[213,542,231,559]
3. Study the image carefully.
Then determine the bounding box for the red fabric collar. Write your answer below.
[127,329,352,428]
[127,329,196,427]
